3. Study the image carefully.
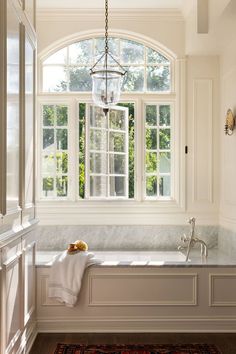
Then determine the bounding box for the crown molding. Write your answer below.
[36,8,184,22]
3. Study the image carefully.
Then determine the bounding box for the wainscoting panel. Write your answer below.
[193,79,213,204]
[89,273,197,306]
[36,266,236,333]
[210,274,236,306]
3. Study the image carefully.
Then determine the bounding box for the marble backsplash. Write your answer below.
[218,226,236,256]
[35,225,218,251]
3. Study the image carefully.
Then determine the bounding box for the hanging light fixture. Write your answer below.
[90,0,126,115]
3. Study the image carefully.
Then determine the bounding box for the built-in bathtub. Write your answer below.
[36,248,236,267]
[36,248,236,333]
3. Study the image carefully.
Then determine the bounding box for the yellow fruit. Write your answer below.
[75,240,88,251]
[67,243,77,252]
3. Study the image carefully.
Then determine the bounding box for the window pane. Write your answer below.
[90,106,106,128]
[109,154,125,174]
[43,105,54,126]
[147,66,170,92]
[146,105,157,126]
[147,48,169,64]
[68,67,92,91]
[56,105,68,126]
[56,152,68,173]
[159,175,170,197]
[109,109,125,130]
[118,102,135,199]
[8,65,19,93]
[90,152,106,174]
[146,152,157,173]
[43,129,54,150]
[42,153,54,174]
[145,101,172,199]
[90,129,107,150]
[109,132,125,152]
[90,176,106,197]
[94,37,105,56]
[69,40,93,65]
[56,129,68,150]
[159,129,170,150]
[44,48,67,64]
[146,128,157,150]
[159,105,170,126]
[110,176,126,197]
[160,152,171,173]
[122,66,144,92]
[56,176,68,197]
[95,37,119,62]
[42,177,54,197]
[121,39,144,64]
[43,66,67,92]
[146,176,157,197]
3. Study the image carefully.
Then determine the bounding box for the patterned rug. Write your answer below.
[54,344,221,354]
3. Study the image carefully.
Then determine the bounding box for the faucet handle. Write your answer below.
[181,234,189,242]
[188,217,196,224]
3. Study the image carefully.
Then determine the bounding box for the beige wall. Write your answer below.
[37,10,185,58]
[220,39,236,232]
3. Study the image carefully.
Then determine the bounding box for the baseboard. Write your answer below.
[25,322,38,354]
[36,316,236,333]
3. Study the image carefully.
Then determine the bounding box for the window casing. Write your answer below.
[38,35,182,204]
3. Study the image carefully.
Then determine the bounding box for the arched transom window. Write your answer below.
[39,36,176,202]
[42,37,171,93]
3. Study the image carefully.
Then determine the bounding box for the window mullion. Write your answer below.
[53,105,57,199]
[107,112,109,198]
[68,101,76,201]
[85,103,90,199]
[125,107,129,198]
[157,104,160,198]
[136,99,143,202]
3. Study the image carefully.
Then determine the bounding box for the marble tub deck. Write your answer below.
[36,249,236,268]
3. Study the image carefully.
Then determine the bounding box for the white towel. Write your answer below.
[48,250,100,307]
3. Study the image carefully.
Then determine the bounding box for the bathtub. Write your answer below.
[36,248,236,333]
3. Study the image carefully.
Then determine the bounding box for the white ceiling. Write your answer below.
[37,0,186,10]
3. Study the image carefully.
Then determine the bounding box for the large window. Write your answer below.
[42,38,171,93]
[39,36,175,201]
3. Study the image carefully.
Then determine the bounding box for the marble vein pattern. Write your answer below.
[218,226,236,256]
[34,225,218,251]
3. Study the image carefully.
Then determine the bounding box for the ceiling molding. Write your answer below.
[36,8,184,22]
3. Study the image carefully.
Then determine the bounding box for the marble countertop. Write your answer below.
[36,249,236,268]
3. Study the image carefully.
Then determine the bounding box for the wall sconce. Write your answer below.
[225,109,235,135]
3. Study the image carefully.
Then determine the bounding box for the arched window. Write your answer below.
[41,37,171,93]
[38,36,177,202]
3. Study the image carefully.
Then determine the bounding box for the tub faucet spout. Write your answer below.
[178,217,208,262]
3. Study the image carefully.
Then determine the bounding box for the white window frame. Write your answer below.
[36,34,186,224]
[143,101,173,201]
[85,104,129,200]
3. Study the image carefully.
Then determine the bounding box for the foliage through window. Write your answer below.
[78,103,134,199]
[39,36,174,201]
[145,104,171,198]
[42,104,69,198]
[42,38,171,93]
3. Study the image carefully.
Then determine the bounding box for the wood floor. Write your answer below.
[29,333,236,354]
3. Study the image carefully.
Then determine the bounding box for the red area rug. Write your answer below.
[54,344,221,354]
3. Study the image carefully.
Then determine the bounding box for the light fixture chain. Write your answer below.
[105,0,108,54]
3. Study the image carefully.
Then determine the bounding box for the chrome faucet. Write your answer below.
[178,217,208,262]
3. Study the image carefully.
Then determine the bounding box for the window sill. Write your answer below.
[36,199,186,225]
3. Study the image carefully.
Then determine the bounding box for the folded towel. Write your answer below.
[48,250,100,307]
